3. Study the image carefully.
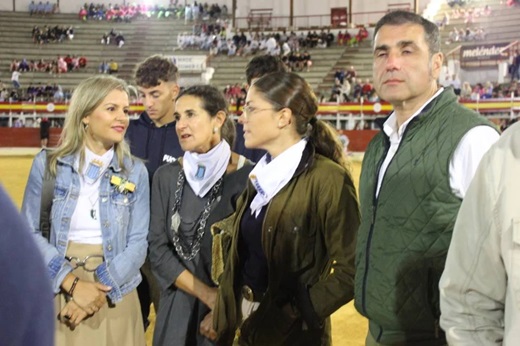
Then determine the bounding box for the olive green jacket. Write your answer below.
[212,144,360,346]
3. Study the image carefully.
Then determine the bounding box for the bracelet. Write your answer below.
[68,277,79,297]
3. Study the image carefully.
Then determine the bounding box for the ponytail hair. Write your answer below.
[307,119,349,170]
[252,72,349,170]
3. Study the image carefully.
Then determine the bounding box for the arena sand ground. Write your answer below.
[0,154,367,345]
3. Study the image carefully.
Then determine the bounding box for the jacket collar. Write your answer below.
[375,87,455,133]
[294,139,315,177]
[139,111,176,128]
[57,149,123,173]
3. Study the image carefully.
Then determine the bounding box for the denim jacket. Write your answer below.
[21,150,150,303]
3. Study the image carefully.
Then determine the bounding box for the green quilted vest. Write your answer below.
[354,88,497,344]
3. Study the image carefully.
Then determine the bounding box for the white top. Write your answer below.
[11,71,20,82]
[376,88,500,199]
[69,148,114,244]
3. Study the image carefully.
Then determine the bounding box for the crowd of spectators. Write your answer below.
[337,27,369,46]
[9,55,88,75]
[447,78,520,100]
[449,5,492,23]
[26,82,69,102]
[28,1,58,16]
[0,78,70,103]
[183,2,229,22]
[78,1,228,22]
[446,26,486,43]
[281,51,313,72]
[223,83,247,110]
[328,66,378,103]
[32,25,74,45]
[178,27,358,65]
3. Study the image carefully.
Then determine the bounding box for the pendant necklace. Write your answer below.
[88,192,100,220]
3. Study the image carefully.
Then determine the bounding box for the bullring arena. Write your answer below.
[1,0,519,344]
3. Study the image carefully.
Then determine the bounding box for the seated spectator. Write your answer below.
[361,78,373,98]
[227,40,237,56]
[101,32,110,45]
[482,81,494,99]
[330,79,342,102]
[79,6,87,20]
[270,42,281,56]
[451,74,461,95]
[460,81,472,99]
[108,59,119,74]
[36,1,44,15]
[98,60,109,74]
[448,27,460,43]
[326,29,335,47]
[115,32,125,48]
[18,59,30,72]
[352,78,362,100]
[345,65,357,83]
[29,1,37,15]
[340,79,352,102]
[66,26,74,40]
[78,56,87,68]
[316,38,327,49]
[10,59,19,72]
[282,41,291,57]
[337,31,346,45]
[302,50,312,72]
[356,26,369,44]
[53,84,64,102]
[57,55,67,73]
[70,55,80,70]
[43,1,53,15]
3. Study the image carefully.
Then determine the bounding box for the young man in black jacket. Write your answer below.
[127,55,184,183]
[126,54,184,330]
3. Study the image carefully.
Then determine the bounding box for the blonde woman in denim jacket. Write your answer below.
[21,75,149,346]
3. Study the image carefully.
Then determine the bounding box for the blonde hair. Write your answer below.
[48,75,132,176]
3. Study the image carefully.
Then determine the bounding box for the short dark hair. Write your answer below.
[245,55,287,85]
[374,10,440,55]
[135,55,179,87]
[175,85,236,148]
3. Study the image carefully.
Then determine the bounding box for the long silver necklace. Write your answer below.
[170,169,223,261]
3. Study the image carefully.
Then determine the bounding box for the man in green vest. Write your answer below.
[354,10,499,345]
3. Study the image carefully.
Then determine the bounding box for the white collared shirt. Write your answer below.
[376,88,499,199]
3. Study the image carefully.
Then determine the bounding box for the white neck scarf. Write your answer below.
[249,138,307,217]
[77,147,114,185]
[183,140,231,197]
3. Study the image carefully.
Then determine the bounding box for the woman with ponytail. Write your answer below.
[202,72,360,345]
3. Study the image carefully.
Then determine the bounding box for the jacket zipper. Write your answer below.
[360,143,388,315]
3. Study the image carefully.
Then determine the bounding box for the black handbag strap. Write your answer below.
[40,150,55,241]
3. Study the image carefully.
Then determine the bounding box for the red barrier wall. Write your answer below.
[0,128,380,151]
[0,128,61,147]
[340,130,378,152]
